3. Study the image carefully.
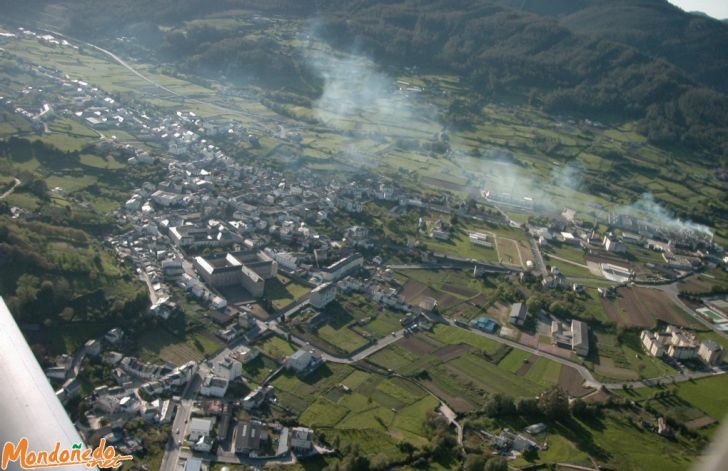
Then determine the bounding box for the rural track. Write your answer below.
[0,178,20,200]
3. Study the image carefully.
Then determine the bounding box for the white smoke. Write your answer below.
[622,193,713,237]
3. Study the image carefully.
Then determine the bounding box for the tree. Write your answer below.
[522,446,538,461]
[464,454,486,471]
[570,398,589,419]
[484,457,508,471]
[526,296,544,314]
[484,393,516,418]
[398,441,415,458]
[538,388,570,421]
[516,397,541,417]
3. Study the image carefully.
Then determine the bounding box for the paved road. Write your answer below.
[141,271,159,305]
[604,367,726,390]
[439,403,463,448]
[0,178,20,200]
[267,320,407,364]
[528,236,548,278]
[437,317,602,389]
[159,373,200,471]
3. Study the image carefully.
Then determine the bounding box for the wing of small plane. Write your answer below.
[0,297,94,471]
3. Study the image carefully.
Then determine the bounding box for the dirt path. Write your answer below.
[0,178,20,200]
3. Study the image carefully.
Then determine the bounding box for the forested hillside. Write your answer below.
[3,0,728,159]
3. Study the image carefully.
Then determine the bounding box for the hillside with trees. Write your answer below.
[3,0,728,158]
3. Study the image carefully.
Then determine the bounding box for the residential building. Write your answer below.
[290,427,314,454]
[235,420,264,455]
[184,458,203,471]
[320,253,364,282]
[698,340,724,366]
[188,417,213,442]
[105,328,124,344]
[242,385,272,411]
[310,282,337,309]
[286,349,323,376]
[200,374,229,398]
[231,345,259,365]
[213,357,243,381]
[161,259,184,280]
[468,232,493,248]
[604,236,627,254]
[641,325,700,361]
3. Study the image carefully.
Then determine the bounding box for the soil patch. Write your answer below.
[685,416,717,430]
[558,366,592,397]
[515,354,538,376]
[422,379,474,413]
[433,343,470,362]
[400,335,439,356]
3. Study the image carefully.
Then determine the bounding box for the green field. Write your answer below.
[136,328,217,365]
[303,295,406,354]
[427,324,501,354]
[264,277,310,310]
[272,362,439,457]
[586,330,677,382]
[315,323,370,353]
[255,335,298,361]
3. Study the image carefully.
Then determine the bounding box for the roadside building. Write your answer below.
[235,420,264,455]
[188,417,213,442]
[310,282,336,309]
[289,427,314,454]
[509,303,528,327]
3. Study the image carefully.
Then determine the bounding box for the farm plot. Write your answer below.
[587,331,676,382]
[280,363,438,458]
[254,335,297,361]
[495,237,523,267]
[427,324,501,354]
[373,327,565,411]
[136,329,208,365]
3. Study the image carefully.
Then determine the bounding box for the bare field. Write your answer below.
[559,366,592,397]
[616,287,698,328]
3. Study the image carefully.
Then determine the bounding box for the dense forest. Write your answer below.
[3,0,728,158]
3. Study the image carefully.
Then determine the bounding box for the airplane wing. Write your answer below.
[0,297,93,471]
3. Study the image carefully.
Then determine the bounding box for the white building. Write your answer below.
[310,282,336,309]
[213,357,243,381]
[468,232,493,248]
[698,340,724,366]
[188,417,213,442]
[641,325,699,361]
[570,320,589,357]
[320,253,363,282]
[290,427,314,454]
[286,350,322,375]
[200,374,229,398]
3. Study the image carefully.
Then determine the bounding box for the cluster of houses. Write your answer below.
[179,402,315,459]
[529,206,723,282]
[484,423,547,457]
[641,325,724,366]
